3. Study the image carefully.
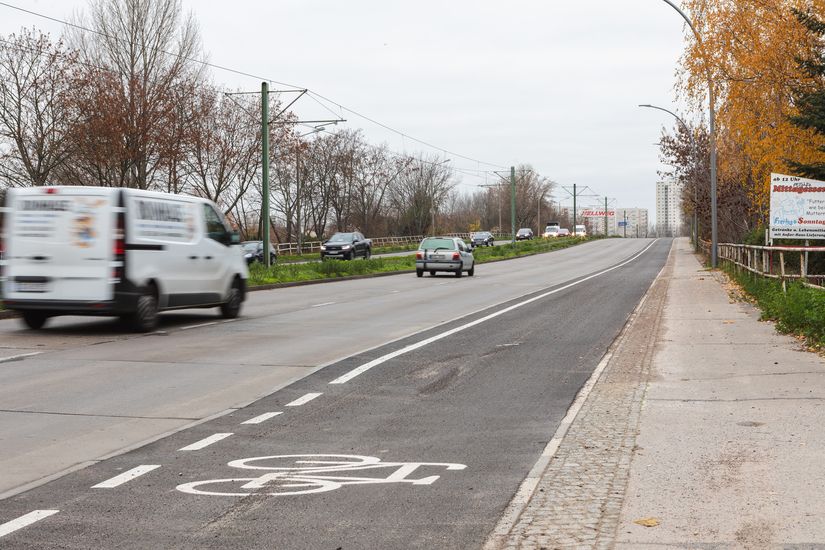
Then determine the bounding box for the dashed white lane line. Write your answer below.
[92,465,161,489]
[242,412,283,425]
[178,433,233,451]
[180,321,218,330]
[0,510,59,538]
[311,301,336,308]
[286,392,322,407]
[0,352,42,364]
[329,240,658,385]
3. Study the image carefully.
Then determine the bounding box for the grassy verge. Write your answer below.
[723,265,825,348]
[249,236,590,286]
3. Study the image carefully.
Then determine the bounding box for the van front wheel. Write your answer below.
[21,311,48,330]
[220,281,243,319]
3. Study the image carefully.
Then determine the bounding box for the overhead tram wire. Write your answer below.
[0,1,506,173]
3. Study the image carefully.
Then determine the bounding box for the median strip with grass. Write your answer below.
[248,237,591,287]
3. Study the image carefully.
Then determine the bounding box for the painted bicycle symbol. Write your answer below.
[176,454,467,497]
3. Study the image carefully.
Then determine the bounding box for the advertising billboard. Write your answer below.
[769,173,825,240]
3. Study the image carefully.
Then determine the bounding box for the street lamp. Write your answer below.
[639,103,699,252]
[430,158,451,235]
[660,0,718,267]
[294,124,328,254]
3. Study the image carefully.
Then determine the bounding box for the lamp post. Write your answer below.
[431,158,451,235]
[660,0,718,266]
[639,103,699,252]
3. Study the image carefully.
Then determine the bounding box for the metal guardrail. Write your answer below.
[275,233,511,256]
[709,240,825,290]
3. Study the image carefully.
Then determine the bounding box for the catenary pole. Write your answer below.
[261,81,271,268]
[510,166,516,244]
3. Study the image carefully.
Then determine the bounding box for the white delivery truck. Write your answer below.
[1,186,248,331]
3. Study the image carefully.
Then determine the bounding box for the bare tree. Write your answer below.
[0,29,78,187]
[184,87,260,215]
[388,154,455,235]
[68,0,204,189]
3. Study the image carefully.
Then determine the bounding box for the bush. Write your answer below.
[727,266,825,347]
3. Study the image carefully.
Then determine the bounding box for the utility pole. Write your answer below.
[573,183,577,232]
[623,210,627,238]
[604,197,608,236]
[510,166,516,244]
[296,145,302,254]
[261,82,271,268]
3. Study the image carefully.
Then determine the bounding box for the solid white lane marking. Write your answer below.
[92,465,161,489]
[181,321,218,330]
[330,240,658,385]
[311,302,336,308]
[286,392,322,407]
[179,433,233,451]
[0,510,59,538]
[0,352,42,364]
[242,412,283,425]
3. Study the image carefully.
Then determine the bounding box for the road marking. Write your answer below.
[0,352,42,364]
[181,321,218,330]
[286,392,322,407]
[179,433,233,451]
[176,454,466,497]
[0,510,59,538]
[311,301,336,308]
[242,412,283,425]
[92,465,161,488]
[330,240,657,385]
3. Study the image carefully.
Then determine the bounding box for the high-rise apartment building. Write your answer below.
[656,179,683,236]
[614,208,649,238]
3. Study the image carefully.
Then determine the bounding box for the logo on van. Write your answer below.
[72,199,105,248]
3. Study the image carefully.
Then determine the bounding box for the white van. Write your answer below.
[1,186,248,331]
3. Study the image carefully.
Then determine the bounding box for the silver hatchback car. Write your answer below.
[415,237,475,278]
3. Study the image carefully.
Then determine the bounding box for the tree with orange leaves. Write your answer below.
[672,0,825,238]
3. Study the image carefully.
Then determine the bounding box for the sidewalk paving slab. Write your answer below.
[487,238,825,549]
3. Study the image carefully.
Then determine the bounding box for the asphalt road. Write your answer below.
[0,238,671,548]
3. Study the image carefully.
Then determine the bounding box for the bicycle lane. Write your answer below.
[0,240,671,549]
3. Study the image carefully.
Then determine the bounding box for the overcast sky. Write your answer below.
[1,0,694,221]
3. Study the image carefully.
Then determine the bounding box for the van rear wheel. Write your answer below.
[131,290,159,332]
[21,311,48,330]
[220,281,243,319]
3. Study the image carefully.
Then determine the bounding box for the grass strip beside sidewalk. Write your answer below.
[249,236,590,286]
[724,266,825,348]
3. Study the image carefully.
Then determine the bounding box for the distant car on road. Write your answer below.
[471,231,495,247]
[241,241,277,265]
[516,228,534,240]
[542,226,560,238]
[558,228,571,237]
[320,232,372,260]
[415,236,475,278]
[574,225,587,237]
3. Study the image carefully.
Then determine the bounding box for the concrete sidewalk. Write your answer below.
[488,238,825,549]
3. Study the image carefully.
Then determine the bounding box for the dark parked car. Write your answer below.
[241,241,277,265]
[415,236,474,278]
[320,232,372,260]
[471,231,495,247]
[516,228,534,240]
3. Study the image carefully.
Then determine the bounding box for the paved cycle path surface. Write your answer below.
[0,240,671,549]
